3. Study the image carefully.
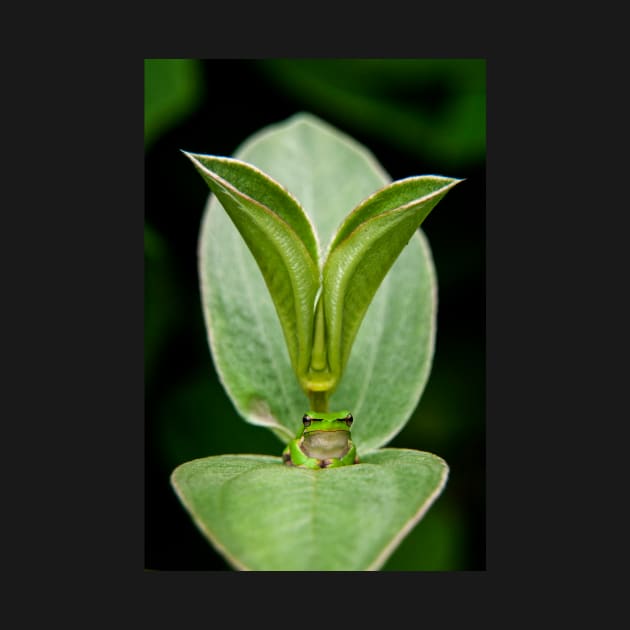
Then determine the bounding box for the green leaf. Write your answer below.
[184,154,320,384]
[196,113,448,449]
[171,448,448,571]
[321,175,461,384]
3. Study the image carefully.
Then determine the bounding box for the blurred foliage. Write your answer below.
[144,59,204,148]
[383,496,466,571]
[144,223,178,386]
[155,373,282,474]
[257,59,485,170]
[144,58,486,571]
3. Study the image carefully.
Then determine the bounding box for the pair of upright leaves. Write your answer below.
[172,113,460,570]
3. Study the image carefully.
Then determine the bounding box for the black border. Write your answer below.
[11,11,610,623]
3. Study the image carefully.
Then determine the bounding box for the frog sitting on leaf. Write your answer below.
[283,410,358,469]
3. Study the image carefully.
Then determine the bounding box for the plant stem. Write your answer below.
[310,296,327,371]
[308,390,329,412]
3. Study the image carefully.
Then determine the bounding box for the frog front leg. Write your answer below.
[283,437,325,469]
[321,441,358,468]
[282,437,359,469]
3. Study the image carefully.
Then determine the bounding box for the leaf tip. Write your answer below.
[433,175,465,196]
[441,175,465,187]
[180,149,200,164]
[447,176,466,190]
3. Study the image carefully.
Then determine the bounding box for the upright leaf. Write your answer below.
[184,154,320,383]
[196,113,448,449]
[321,176,461,382]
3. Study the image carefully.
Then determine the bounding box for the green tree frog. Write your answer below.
[282,410,359,469]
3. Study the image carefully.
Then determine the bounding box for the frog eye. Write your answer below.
[344,413,353,427]
[302,414,312,427]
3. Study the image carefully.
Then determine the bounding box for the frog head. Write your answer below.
[299,410,354,462]
[301,410,353,434]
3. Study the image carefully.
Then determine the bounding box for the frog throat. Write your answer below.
[301,430,351,460]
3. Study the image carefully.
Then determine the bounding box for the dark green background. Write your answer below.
[145,58,486,571]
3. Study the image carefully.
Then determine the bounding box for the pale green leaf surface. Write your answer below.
[171,448,448,571]
[198,113,441,448]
